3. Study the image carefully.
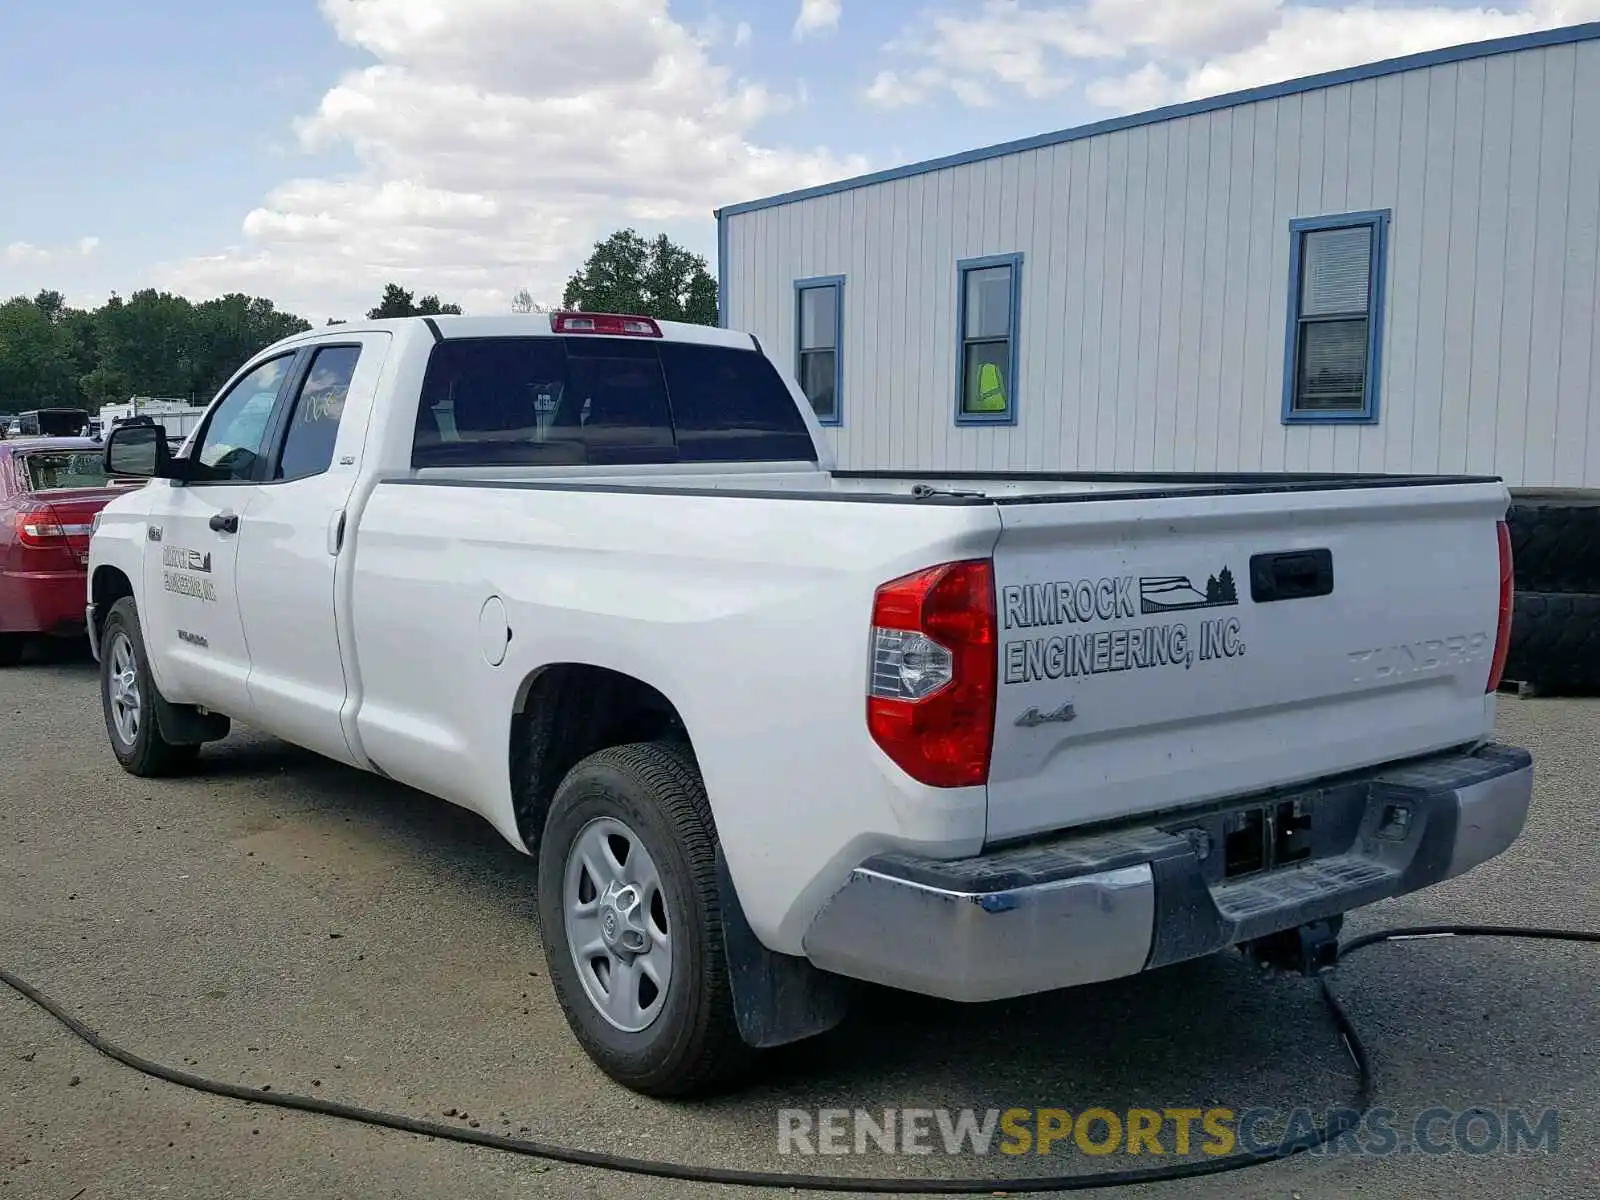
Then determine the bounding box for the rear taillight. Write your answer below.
[16,509,67,550]
[867,559,997,788]
[1487,519,1514,693]
[550,311,663,337]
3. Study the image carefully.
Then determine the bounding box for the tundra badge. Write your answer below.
[1015,700,1077,727]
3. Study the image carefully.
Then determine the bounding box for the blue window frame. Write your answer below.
[1282,210,1390,424]
[794,276,845,426]
[955,253,1022,426]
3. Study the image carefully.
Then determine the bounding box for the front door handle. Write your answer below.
[209,512,240,535]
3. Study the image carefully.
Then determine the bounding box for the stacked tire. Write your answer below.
[1502,490,1600,694]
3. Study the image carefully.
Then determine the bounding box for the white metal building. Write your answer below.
[715,23,1600,486]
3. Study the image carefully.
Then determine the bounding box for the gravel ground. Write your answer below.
[1,643,1595,1199]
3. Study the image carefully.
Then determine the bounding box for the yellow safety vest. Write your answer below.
[969,361,1008,412]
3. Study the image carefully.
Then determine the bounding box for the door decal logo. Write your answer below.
[1138,567,1239,614]
[162,544,218,602]
[162,546,212,574]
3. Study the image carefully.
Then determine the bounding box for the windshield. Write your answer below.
[20,450,111,492]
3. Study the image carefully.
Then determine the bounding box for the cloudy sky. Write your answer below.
[2,0,1597,322]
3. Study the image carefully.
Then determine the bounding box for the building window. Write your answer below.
[795,276,844,425]
[956,253,1022,425]
[1283,210,1390,424]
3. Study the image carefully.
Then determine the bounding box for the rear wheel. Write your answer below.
[535,741,754,1097]
[0,634,25,667]
[100,597,200,776]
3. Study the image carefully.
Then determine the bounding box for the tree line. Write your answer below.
[0,229,717,415]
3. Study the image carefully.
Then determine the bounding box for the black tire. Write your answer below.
[535,741,754,1097]
[99,597,202,776]
[1505,492,1600,594]
[1502,591,1600,694]
[0,634,25,667]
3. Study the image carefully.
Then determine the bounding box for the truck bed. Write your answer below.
[374,463,1509,847]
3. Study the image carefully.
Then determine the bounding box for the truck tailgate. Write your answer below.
[985,480,1510,843]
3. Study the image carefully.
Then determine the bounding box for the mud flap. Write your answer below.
[151,691,231,746]
[714,850,852,1049]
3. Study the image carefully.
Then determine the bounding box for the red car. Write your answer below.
[0,436,143,664]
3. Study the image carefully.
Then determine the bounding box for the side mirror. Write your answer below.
[104,421,175,480]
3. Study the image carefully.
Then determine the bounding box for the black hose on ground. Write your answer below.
[3,924,1595,1194]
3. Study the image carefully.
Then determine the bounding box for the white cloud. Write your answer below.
[1081,62,1174,112]
[793,0,842,39]
[160,0,867,319]
[3,243,49,266]
[869,0,1600,113]
[3,237,99,266]
[735,20,753,47]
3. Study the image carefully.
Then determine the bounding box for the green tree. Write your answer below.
[79,365,129,405]
[93,289,201,398]
[62,306,100,385]
[0,296,80,411]
[562,229,718,325]
[0,286,313,413]
[367,282,463,319]
[415,294,463,316]
[188,293,311,399]
[32,289,67,323]
[368,283,416,319]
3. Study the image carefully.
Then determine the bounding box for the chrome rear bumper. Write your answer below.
[802,743,1533,1002]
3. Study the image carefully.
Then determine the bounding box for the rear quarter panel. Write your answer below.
[346,482,1001,951]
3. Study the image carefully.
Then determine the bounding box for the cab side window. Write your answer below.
[192,354,296,483]
[276,346,361,482]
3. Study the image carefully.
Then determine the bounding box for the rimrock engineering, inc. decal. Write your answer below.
[1000,568,1245,685]
[162,544,218,602]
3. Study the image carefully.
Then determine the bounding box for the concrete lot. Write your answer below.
[2,645,1596,1199]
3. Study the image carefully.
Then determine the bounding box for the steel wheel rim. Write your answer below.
[563,815,672,1033]
[106,630,141,746]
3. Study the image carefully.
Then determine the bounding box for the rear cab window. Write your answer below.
[411,335,817,468]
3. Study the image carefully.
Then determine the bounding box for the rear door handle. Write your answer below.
[1250,548,1333,602]
[209,512,239,535]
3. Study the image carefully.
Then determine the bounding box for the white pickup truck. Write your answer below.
[86,312,1531,1097]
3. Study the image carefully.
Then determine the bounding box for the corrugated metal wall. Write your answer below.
[722,38,1600,486]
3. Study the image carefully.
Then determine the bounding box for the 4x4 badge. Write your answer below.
[1015,701,1076,727]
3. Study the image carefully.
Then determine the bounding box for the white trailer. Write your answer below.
[100,400,208,445]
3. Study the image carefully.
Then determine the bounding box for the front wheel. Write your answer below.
[536,741,754,1097]
[100,597,200,776]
